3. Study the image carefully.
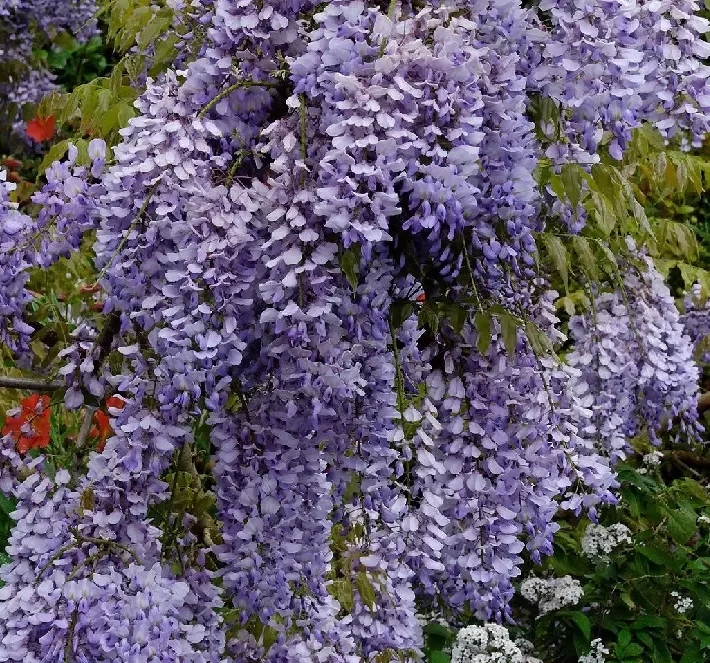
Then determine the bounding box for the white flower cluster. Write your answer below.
[451,625,524,663]
[515,638,543,663]
[697,514,710,526]
[642,450,664,467]
[671,591,693,614]
[579,639,609,663]
[581,523,632,560]
[520,576,584,615]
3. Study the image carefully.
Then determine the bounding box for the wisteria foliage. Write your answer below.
[0,0,708,661]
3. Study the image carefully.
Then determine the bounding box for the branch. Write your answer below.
[197,80,280,119]
[671,450,710,469]
[34,542,75,584]
[69,527,142,566]
[64,608,78,663]
[94,310,121,367]
[0,376,63,391]
[94,179,162,283]
[670,454,704,480]
[698,392,710,415]
[75,406,99,451]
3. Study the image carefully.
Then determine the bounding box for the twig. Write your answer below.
[35,542,75,584]
[64,608,78,663]
[94,180,161,284]
[94,310,121,368]
[66,550,105,582]
[75,406,99,451]
[69,527,142,566]
[673,456,704,480]
[197,80,280,119]
[672,449,710,469]
[0,376,63,391]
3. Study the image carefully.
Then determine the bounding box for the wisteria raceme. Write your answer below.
[568,254,701,459]
[31,140,107,268]
[0,0,97,141]
[1,0,710,659]
[0,0,97,40]
[536,0,710,161]
[409,305,615,621]
[0,170,34,354]
[681,283,710,363]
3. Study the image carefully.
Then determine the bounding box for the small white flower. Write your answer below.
[642,450,664,467]
[452,624,524,663]
[581,523,632,560]
[671,591,693,614]
[520,575,583,615]
[579,638,609,663]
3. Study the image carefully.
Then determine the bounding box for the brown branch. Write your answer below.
[34,542,75,584]
[69,527,142,566]
[0,376,63,391]
[670,454,704,480]
[699,391,710,415]
[94,310,121,368]
[64,608,78,663]
[671,450,710,469]
[75,406,99,451]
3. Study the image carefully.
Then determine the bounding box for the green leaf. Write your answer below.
[591,238,618,277]
[588,190,617,237]
[525,320,555,357]
[561,163,584,208]
[637,546,674,568]
[549,172,566,203]
[618,630,632,648]
[441,302,467,334]
[0,493,15,517]
[498,312,519,356]
[571,236,599,280]
[620,591,636,610]
[355,570,377,610]
[328,579,354,613]
[390,301,414,330]
[680,646,704,663]
[423,622,452,640]
[665,505,698,544]
[540,233,569,294]
[566,611,591,640]
[474,312,492,355]
[630,615,666,629]
[39,140,71,174]
[418,302,439,336]
[340,245,360,290]
[651,641,673,663]
[623,643,644,657]
[675,478,710,504]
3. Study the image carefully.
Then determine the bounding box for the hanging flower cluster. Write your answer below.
[0,0,707,661]
[567,255,701,459]
[0,0,97,143]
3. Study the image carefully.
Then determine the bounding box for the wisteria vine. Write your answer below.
[0,0,709,661]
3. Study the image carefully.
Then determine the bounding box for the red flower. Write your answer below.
[90,396,125,452]
[25,116,56,142]
[2,394,51,454]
